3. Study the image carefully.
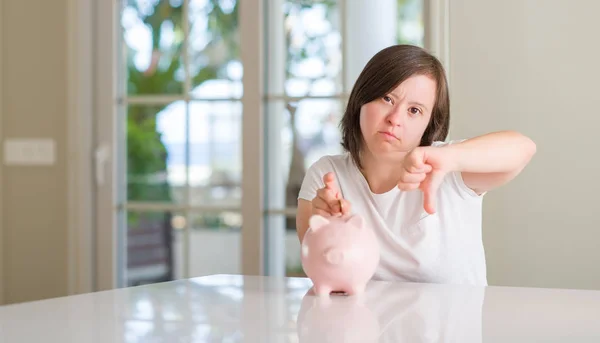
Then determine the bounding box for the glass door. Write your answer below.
[97,0,247,288]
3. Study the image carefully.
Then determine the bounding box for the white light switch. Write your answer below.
[4,138,56,166]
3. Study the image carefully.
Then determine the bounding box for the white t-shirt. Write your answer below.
[298,141,488,286]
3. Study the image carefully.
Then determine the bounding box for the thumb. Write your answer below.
[405,148,431,173]
[421,164,433,173]
[422,171,445,214]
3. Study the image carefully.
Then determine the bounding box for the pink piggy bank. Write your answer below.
[300,214,380,296]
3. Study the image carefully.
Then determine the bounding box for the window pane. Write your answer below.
[127,104,186,203]
[397,0,424,46]
[265,99,344,209]
[284,1,342,97]
[126,211,182,286]
[189,101,242,207]
[121,0,185,95]
[188,0,242,98]
[188,212,242,277]
[283,217,305,277]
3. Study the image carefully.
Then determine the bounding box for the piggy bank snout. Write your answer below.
[324,248,344,265]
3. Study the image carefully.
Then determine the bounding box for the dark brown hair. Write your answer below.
[340,44,450,169]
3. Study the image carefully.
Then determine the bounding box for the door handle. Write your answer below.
[94,144,111,186]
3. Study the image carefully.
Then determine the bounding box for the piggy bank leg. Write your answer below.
[313,284,332,297]
[347,283,366,296]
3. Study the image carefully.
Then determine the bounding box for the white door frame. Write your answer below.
[66,0,95,296]
[240,0,265,276]
[65,0,450,291]
[94,0,120,291]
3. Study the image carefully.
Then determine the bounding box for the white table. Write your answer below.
[1,274,599,342]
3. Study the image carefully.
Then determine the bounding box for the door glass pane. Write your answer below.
[397,0,424,46]
[284,0,342,97]
[126,211,183,287]
[265,99,344,210]
[188,0,241,96]
[121,0,185,95]
[127,104,186,203]
[189,101,242,207]
[188,212,242,277]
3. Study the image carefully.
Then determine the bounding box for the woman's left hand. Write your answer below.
[397,147,450,214]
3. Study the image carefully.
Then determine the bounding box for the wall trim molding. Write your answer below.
[0,0,5,305]
[240,0,265,276]
[66,0,95,295]
[424,0,451,83]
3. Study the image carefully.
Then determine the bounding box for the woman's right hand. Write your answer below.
[311,172,352,217]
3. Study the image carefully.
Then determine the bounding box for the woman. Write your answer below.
[296,45,536,286]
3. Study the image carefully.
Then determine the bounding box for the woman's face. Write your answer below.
[359,74,437,161]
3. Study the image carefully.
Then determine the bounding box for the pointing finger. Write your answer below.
[323,172,340,198]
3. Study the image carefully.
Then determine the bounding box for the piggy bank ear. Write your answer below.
[309,215,329,232]
[346,215,364,229]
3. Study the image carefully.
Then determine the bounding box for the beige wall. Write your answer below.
[1,0,69,304]
[449,0,600,290]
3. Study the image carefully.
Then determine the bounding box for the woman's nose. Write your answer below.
[386,108,404,126]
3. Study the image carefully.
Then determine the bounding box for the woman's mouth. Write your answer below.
[379,131,398,140]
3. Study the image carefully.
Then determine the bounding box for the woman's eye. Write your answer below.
[383,96,393,104]
[409,107,422,116]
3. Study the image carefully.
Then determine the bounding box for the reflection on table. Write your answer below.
[0,274,599,342]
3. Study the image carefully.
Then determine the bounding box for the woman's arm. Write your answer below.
[442,130,537,194]
[296,199,313,243]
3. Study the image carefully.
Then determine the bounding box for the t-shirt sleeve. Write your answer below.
[432,139,486,199]
[297,157,327,201]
